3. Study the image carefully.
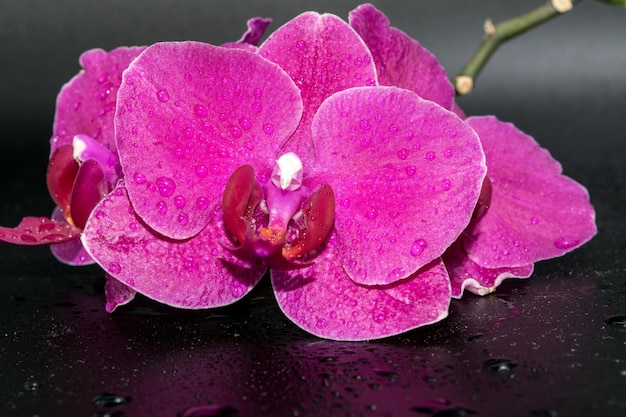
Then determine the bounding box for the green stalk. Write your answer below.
[454,0,580,95]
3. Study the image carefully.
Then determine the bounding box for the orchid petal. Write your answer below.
[46,144,79,217]
[463,116,597,268]
[49,207,94,265]
[81,183,266,309]
[349,4,454,110]
[443,240,533,299]
[259,12,377,164]
[70,159,107,230]
[0,216,80,245]
[104,273,137,313]
[234,17,272,47]
[51,47,146,154]
[272,234,451,341]
[116,41,302,239]
[310,86,486,285]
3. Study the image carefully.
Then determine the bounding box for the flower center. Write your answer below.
[222,153,335,270]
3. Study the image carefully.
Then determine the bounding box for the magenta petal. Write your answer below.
[443,240,533,299]
[116,41,302,239]
[464,116,597,268]
[49,207,94,265]
[349,4,454,110]
[0,216,80,245]
[235,17,272,47]
[104,273,136,313]
[51,46,146,154]
[259,12,377,163]
[81,183,266,309]
[70,159,107,230]
[311,86,486,285]
[272,235,451,341]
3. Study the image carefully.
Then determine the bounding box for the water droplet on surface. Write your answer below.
[263,123,275,134]
[156,201,167,215]
[405,165,417,177]
[108,262,122,274]
[296,40,306,50]
[92,393,132,409]
[24,381,40,391]
[604,315,626,326]
[410,239,427,256]
[316,318,327,328]
[372,309,386,323]
[365,208,378,219]
[195,165,208,178]
[177,212,189,226]
[442,179,452,191]
[239,117,252,131]
[426,151,436,161]
[553,237,580,250]
[180,405,238,417]
[156,89,169,102]
[173,195,186,209]
[530,216,540,225]
[196,197,210,210]
[359,119,371,131]
[133,172,146,184]
[156,177,176,197]
[483,358,517,373]
[397,149,409,160]
[444,148,453,158]
[194,104,208,118]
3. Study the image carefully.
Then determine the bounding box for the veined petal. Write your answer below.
[81,183,266,309]
[104,273,137,313]
[464,116,597,268]
[443,240,533,298]
[311,86,486,285]
[0,216,80,245]
[259,12,377,164]
[51,46,146,154]
[349,4,454,110]
[116,41,303,239]
[271,233,451,341]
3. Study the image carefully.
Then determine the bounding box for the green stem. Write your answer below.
[454,0,580,95]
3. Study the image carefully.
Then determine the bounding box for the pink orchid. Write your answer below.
[80,7,488,340]
[444,116,596,297]
[0,46,145,265]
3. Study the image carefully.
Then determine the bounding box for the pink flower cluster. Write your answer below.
[0,4,595,340]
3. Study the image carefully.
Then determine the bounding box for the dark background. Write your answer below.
[1,1,625,416]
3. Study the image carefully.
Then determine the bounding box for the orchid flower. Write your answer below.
[0,46,145,265]
[444,116,596,297]
[80,8,488,340]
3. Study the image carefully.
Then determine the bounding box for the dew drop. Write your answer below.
[253,102,262,112]
[195,165,208,178]
[365,208,378,219]
[173,195,186,209]
[372,309,386,323]
[156,201,167,215]
[184,72,192,81]
[92,393,132,409]
[316,318,327,328]
[156,89,169,102]
[239,117,252,131]
[553,237,580,250]
[253,87,263,98]
[108,262,122,275]
[405,165,417,177]
[442,179,452,191]
[196,197,209,210]
[530,216,540,225]
[426,151,436,161]
[133,173,147,184]
[177,212,189,226]
[230,126,242,138]
[156,177,176,197]
[444,148,453,158]
[194,104,208,118]
[397,149,409,160]
[359,119,371,131]
[263,123,275,135]
[388,123,399,133]
[604,315,626,326]
[483,358,517,373]
[410,239,427,256]
[296,40,306,50]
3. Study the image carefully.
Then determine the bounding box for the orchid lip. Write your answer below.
[222,155,335,270]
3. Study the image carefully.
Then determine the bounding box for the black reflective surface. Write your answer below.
[1,1,625,416]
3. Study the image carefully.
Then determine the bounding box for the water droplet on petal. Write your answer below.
[156,177,176,197]
[530,216,540,225]
[108,262,122,274]
[156,89,169,102]
[397,149,409,160]
[263,123,275,135]
[133,172,147,184]
[296,40,306,50]
[365,208,378,219]
[196,197,209,210]
[156,201,167,215]
[444,148,453,158]
[410,239,427,256]
[360,119,371,131]
[405,165,417,177]
[253,88,263,98]
[373,309,386,323]
[442,179,452,191]
[316,318,327,328]
[173,195,186,209]
[426,151,436,161]
[195,165,208,178]
[239,117,252,131]
[194,104,208,118]
[554,237,580,250]
[177,212,189,226]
